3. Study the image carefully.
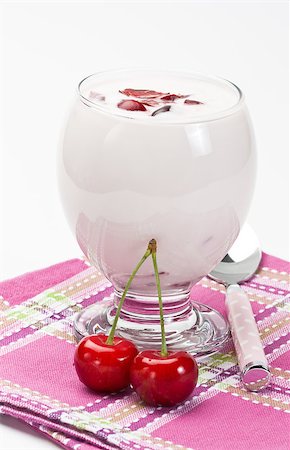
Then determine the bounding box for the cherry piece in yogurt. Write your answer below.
[117,99,147,111]
[141,99,159,106]
[89,91,105,101]
[151,105,171,116]
[119,88,168,98]
[161,94,189,102]
[184,99,203,105]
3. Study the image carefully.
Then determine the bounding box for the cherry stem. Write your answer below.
[151,241,168,357]
[106,242,153,345]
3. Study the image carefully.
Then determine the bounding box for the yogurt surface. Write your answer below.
[79,70,241,123]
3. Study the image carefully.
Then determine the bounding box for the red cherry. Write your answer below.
[130,350,198,406]
[117,100,147,111]
[74,334,138,392]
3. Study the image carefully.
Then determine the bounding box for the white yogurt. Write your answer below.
[59,70,256,296]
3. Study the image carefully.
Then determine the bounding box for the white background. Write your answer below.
[0,1,289,449]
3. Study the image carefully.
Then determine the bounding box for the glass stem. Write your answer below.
[151,245,168,357]
[106,246,152,345]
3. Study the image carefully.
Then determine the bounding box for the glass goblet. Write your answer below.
[58,69,256,356]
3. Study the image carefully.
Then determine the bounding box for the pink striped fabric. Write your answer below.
[0,253,289,450]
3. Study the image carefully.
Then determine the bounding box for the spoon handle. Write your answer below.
[225,284,271,391]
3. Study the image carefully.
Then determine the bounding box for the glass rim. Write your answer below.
[77,68,245,125]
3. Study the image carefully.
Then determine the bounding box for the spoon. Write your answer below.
[209,224,271,391]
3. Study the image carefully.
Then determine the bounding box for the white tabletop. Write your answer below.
[0,415,59,449]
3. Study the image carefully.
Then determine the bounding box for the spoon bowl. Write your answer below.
[210,224,262,285]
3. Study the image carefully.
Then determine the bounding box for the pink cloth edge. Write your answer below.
[260,252,290,272]
[1,404,114,450]
[0,258,88,305]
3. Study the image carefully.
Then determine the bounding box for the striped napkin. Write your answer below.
[0,253,289,450]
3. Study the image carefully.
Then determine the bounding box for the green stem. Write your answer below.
[151,242,168,357]
[106,244,152,345]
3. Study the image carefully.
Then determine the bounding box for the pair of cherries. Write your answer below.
[74,334,198,407]
[74,240,198,407]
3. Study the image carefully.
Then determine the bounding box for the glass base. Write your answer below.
[74,296,229,358]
